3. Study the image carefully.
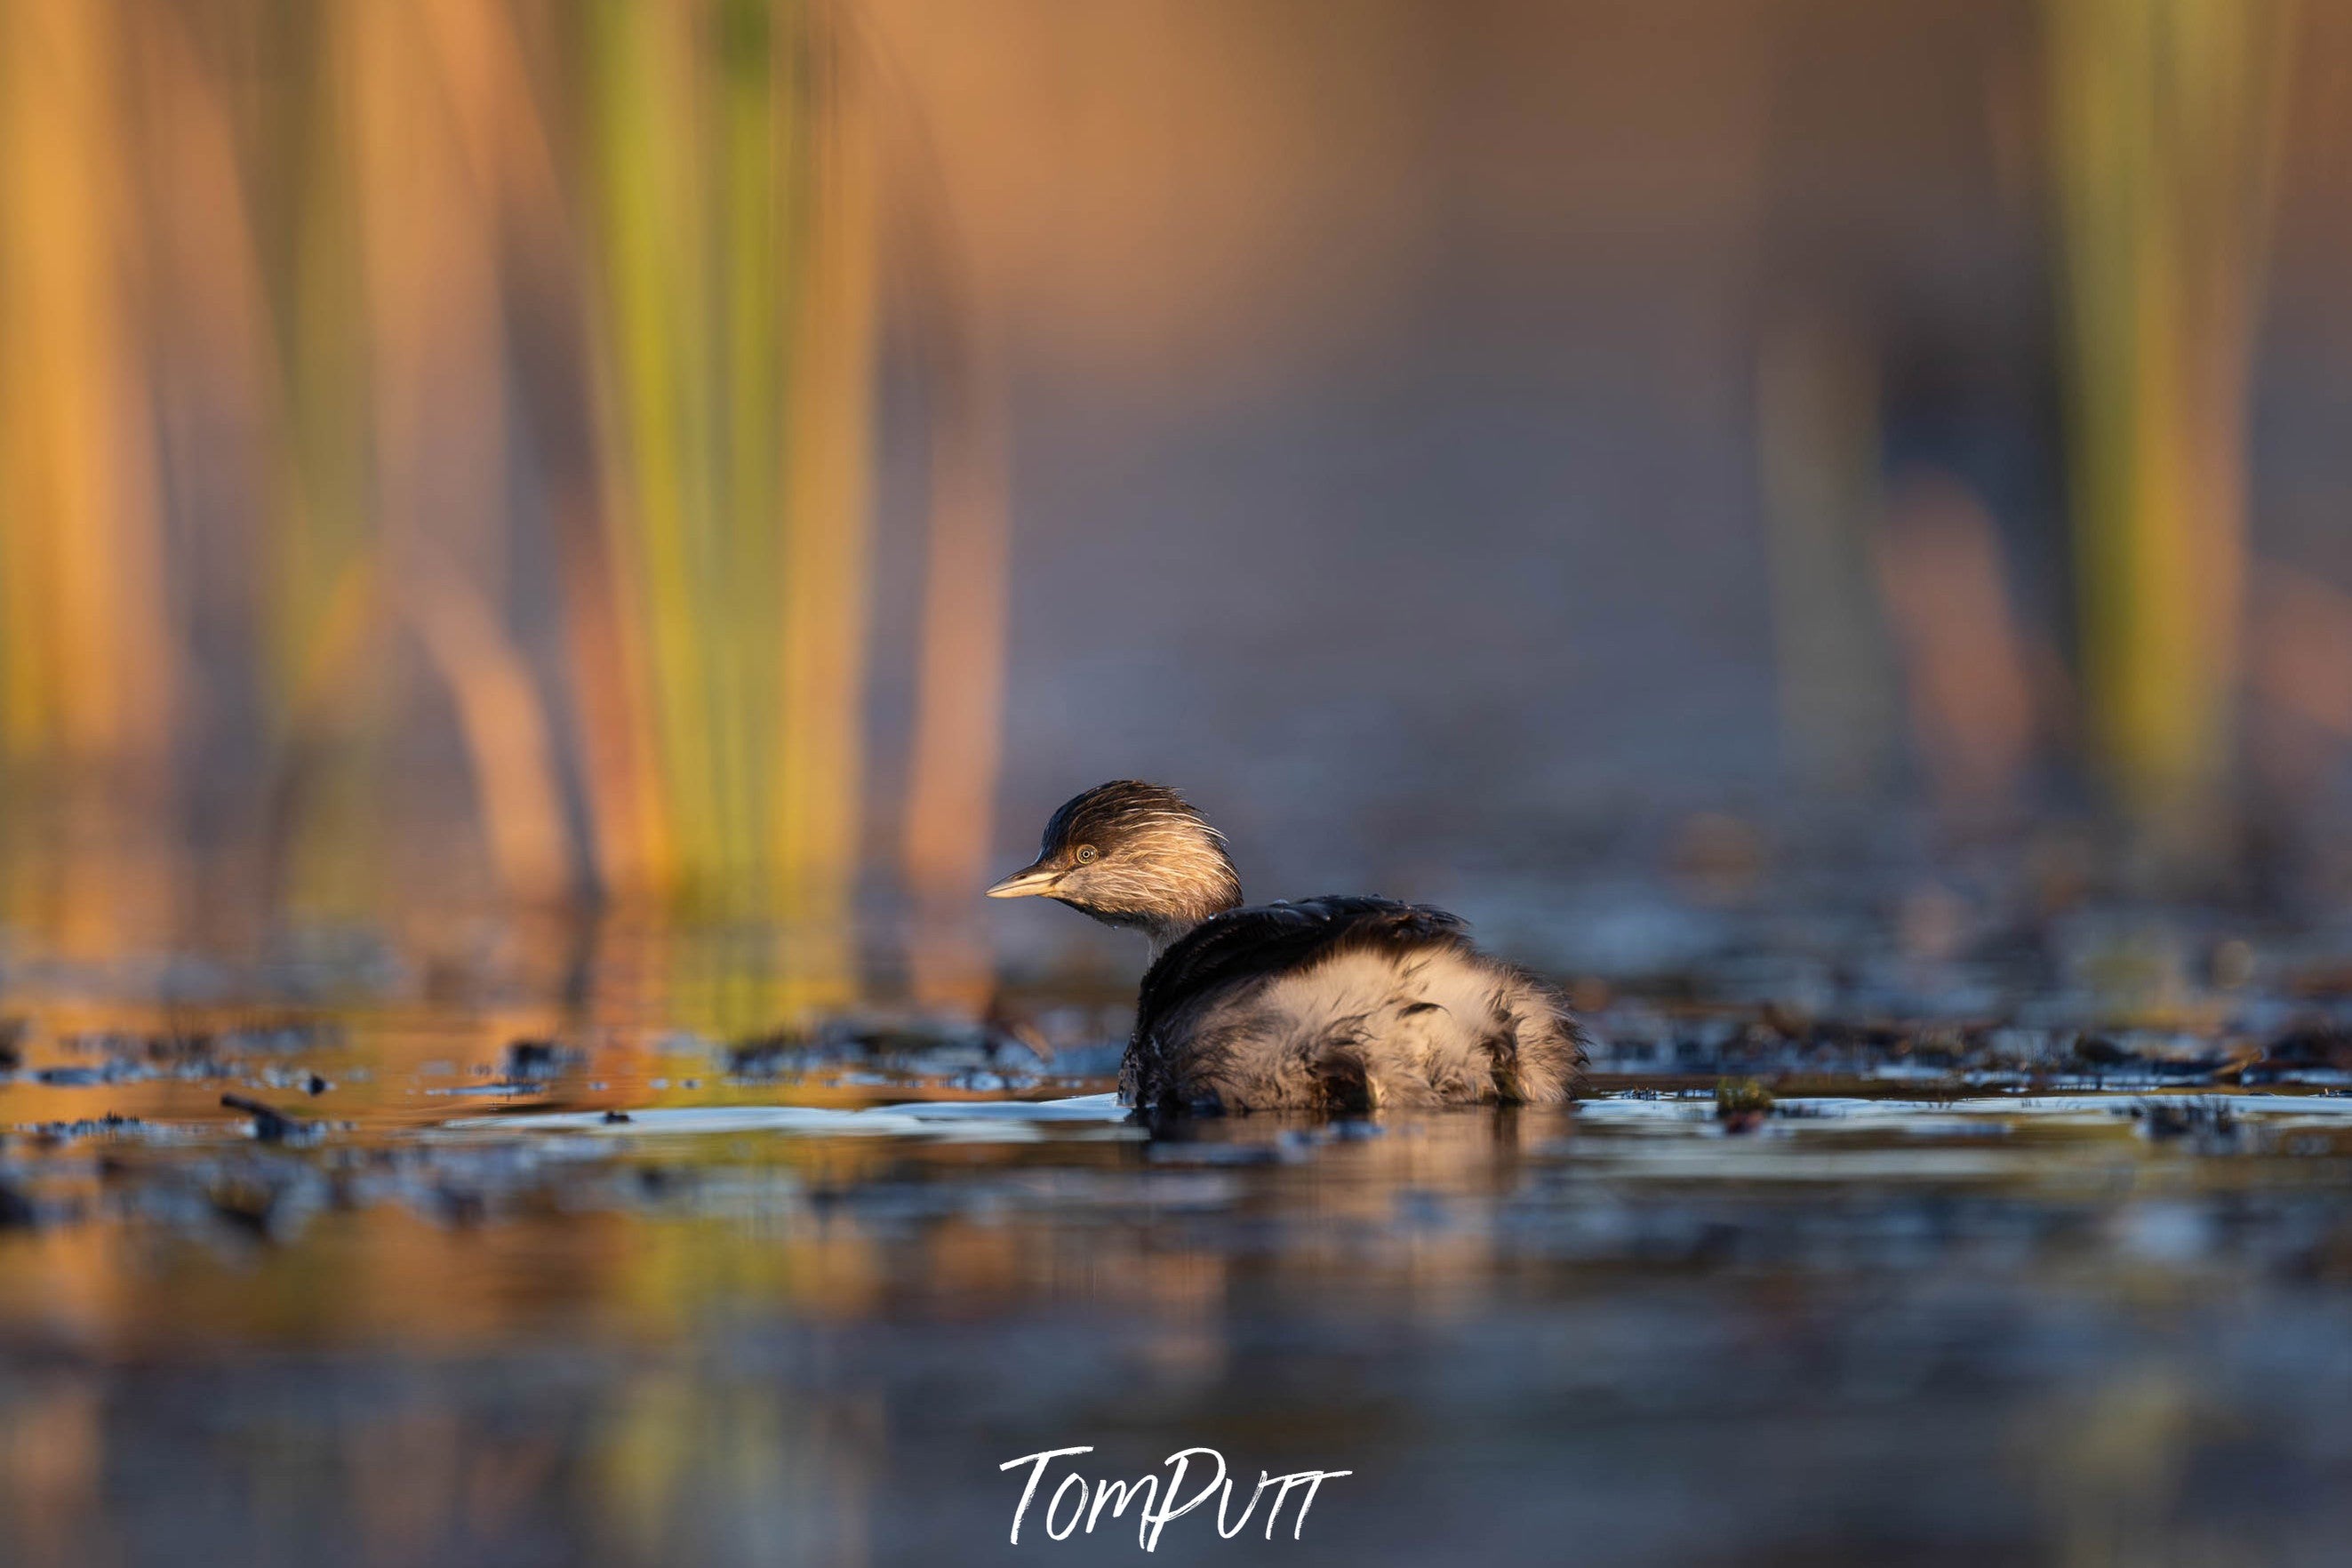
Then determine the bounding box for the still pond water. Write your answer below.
[1,981,2351,1567]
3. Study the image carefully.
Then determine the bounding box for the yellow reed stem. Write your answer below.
[773,10,881,1014]
[0,0,177,955]
[0,0,172,765]
[2045,0,2297,858]
[716,0,790,928]
[242,0,387,920]
[572,0,883,1028]
[586,0,728,909]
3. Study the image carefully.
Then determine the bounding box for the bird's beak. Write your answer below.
[985,862,1060,900]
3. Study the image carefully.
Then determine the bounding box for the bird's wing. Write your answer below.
[1133,896,1468,1042]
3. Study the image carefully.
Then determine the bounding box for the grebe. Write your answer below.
[988,781,1585,1115]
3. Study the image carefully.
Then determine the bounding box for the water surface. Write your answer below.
[2,1001,2350,1565]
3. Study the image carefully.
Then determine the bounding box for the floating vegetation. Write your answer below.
[726,1014,1049,1083]
[1714,1076,1776,1132]
[2127,1095,2243,1149]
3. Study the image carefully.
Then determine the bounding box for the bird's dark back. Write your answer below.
[1132,895,1470,1045]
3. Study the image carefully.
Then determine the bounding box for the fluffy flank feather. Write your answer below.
[1124,896,1588,1115]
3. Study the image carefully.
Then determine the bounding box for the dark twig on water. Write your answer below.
[220,1093,311,1144]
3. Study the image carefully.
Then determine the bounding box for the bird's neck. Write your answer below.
[1142,918,1193,963]
[1140,889,1241,961]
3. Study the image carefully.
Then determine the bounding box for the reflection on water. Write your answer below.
[2,989,2352,1567]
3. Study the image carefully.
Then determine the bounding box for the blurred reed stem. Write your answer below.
[255,0,388,921]
[582,0,879,1020]
[359,0,573,908]
[2045,0,2297,864]
[586,0,724,912]
[0,0,948,1016]
[0,0,179,952]
[1757,319,1899,799]
[772,12,880,1013]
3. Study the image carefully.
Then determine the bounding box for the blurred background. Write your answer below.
[0,0,2345,1022]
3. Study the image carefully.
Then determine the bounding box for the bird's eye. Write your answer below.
[1074,845,1098,864]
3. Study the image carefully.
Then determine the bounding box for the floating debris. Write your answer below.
[501,1040,584,1081]
[20,1113,153,1148]
[2129,1097,2242,1148]
[727,1015,1051,1083]
[36,1067,116,1087]
[1715,1077,1775,1133]
[220,1093,318,1146]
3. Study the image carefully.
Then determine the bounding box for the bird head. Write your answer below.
[987,780,1243,944]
